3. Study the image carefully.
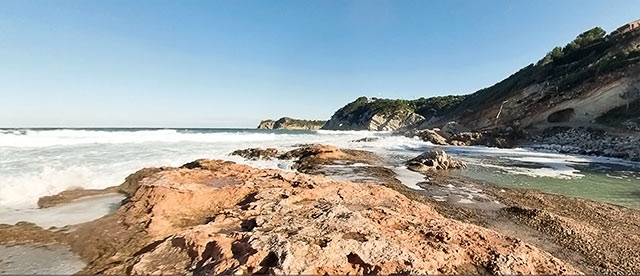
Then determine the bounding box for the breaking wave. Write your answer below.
[1,128,638,210]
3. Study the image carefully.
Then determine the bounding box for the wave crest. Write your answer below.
[0,129,293,147]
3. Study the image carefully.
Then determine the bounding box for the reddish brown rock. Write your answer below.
[68,159,578,275]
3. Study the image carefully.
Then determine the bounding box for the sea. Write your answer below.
[1,128,639,218]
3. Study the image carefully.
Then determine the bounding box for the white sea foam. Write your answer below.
[0,129,304,147]
[0,129,380,209]
[452,147,590,179]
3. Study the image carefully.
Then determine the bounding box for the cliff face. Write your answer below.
[325,26,640,135]
[257,119,275,129]
[257,117,326,130]
[430,27,640,132]
[322,96,464,131]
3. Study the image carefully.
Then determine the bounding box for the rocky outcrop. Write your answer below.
[231,148,279,160]
[230,145,379,168]
[257,117,326,130]
[230,144,380,173]
[406,121,519,148]
[257,120,275,129]
[406,149,467,172]
[282,144,380,172]
[322,97,426,131]
[67,160,578,275]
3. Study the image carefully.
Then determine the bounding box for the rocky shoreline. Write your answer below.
[525,126,640,161]
[400,122,640,162]
[2,144,639,274]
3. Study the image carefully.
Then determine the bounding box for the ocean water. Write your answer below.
[0,128,639,216]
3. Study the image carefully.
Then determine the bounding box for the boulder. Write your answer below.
[406,149,467,172]
[438,121,470,140]
[416,129,448,145]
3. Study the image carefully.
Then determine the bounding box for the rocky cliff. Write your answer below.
[320,24,640,159]
[434,26,640,132]
[322,96,466,131]
[325,25,640,136]
[257,117,326,130]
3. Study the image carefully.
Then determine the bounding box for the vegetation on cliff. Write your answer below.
[258,117,326,130]
[275,22,640,134]
[450,27,640,123]
[323,95,468,130]
[332,95,467,119]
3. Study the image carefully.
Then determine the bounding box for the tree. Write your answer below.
[565,27,606,52]
[539,46,565,65]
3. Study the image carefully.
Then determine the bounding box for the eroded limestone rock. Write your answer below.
[67,160,577,275]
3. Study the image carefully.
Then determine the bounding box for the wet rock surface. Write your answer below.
[491,188,640,274]
[231,148,280,160]
[37,187,119,208]
[65,159,576,275]
[0,222,67,246]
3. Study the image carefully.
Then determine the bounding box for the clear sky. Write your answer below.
[1,0,639,127]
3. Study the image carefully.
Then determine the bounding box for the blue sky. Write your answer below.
[1,0,639,127]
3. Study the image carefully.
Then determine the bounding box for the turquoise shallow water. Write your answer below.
[450,147,640,209]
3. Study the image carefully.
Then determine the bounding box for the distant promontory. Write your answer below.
[257,117,326,130]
